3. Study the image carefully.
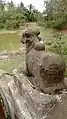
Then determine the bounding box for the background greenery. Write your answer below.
[42,0,67,30]
[0,0,41,30]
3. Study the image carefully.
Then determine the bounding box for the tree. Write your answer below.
[7,0,15,11]
[0,0,5,12]
[44,0,67,29]
[9,1,14,8]
[19,2,24,10]
[44,0,67,18]
[28,4,35,12]
[0,1,40,29]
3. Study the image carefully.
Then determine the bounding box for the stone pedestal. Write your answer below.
[0,70,57,119]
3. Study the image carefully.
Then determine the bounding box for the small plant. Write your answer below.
[49,32,67,55]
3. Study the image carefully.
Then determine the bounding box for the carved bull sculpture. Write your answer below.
[21,29,66,94]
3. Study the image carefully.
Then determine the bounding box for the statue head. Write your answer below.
[21,29,41,44]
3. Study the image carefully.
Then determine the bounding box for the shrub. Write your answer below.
[46,14,67,30]
[47,32,67,55]
[0,23,4,29]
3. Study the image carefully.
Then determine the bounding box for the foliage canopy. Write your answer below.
[44,0,67,29]
[0,0,40,30]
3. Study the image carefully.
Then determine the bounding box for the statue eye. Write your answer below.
[25,33,30,38]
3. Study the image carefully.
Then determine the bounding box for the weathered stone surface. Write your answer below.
[8,80,33,119]
[0,70,57,119]
[0,73,16,119]
[13,71,57,119]
[21,29,66,94]
[46,92,67,119]
[34,41,45,51]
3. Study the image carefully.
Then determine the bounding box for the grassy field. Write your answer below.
[0,30,24,72]
[0,33,21,52]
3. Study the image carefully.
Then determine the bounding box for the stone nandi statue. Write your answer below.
[21,28,66,94]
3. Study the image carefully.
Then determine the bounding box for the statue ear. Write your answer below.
[38,36,41,41]
[35,30,40,36]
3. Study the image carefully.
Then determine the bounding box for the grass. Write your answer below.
[0,59,21,72]
[40,26,67,54]
[40,27,54,37]
[0,33,21,52]
[0,54,25,72]
[0,31,24,72]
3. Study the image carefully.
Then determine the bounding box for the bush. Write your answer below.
[5,20,19,30]
[0,3,39,30]
[47,32,67,55]
[0,23,4,29]
[45,14,67,30]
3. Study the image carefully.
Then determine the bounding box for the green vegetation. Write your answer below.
[42,0,67,30]
[0,31,23,72]
[40,27,67,55]
[0,33,20,51]
[0,30,21,71]
[0,0,40,30]
[0,57,23,72]
[46,32,67,55]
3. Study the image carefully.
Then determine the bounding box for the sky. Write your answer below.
[6,0,44,12]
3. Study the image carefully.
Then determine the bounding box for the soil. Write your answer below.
[58,28,67,34]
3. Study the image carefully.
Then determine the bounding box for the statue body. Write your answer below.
[21,29,66,94]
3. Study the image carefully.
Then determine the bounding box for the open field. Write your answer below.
[0,33,21,51]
